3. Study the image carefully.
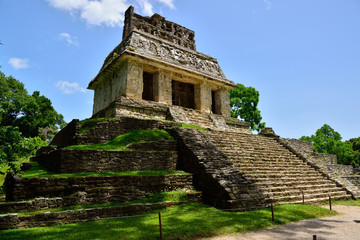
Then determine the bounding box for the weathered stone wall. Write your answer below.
[225,117,251,133]
[216,90,230,117]
[77,117,178,145]
[284,138,313,154]
[5,173,193,202]
[125,60,143,99]
[35,148,177,173]
[50,119,79,148]
[50,117,179,147]
[122,6,196,50]
[195,83,211,113]
[283,138,354,175]
[0,202,183,230]
[324,165,354,176]
[169,128,268,210]
[154,71,172,105]
[93,61,128,115]
[341,176,360,189]
[276,137,360,199]
[126,140,176,151]
[0,197,63,214]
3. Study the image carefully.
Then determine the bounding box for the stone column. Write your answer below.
[195,83,211,112]
[154,71,172,105]
[125,60,143,99]
[216,90,230,117]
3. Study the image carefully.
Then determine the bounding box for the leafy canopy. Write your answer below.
[0,70,65,173]
[300,124,358,167]
[0,71,66,138]
[230,83,265,132]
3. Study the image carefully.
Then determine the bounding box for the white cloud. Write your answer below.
[59,33,79,46]
[155,0,175,9]
[8,58,30,69]
[264,0,272,10]
[55,81,86,94]
[47,0,87,11]
[46,0,175,27]
[81,0,128,27]
[136,0,153,16]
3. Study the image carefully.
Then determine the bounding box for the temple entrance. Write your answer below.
[211,91,216,113]
[142,72,154,101]
[172,80,195,109]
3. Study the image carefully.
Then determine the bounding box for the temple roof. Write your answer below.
[88,6,235,90]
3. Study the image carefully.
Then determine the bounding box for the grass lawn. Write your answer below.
[0,203,338,240]
[332,199,360,207]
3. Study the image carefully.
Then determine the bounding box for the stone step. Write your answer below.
[235,166,314,171]
[245,175,327,184]
[232,161,307,166]
[229,157,305,163]
[276,194,351,205]
[253,179,333,187]
[262,187,346,198]
[270,191,350,204]
[205,130,351,207]
[244,172,322,179]
[238,169,318,176]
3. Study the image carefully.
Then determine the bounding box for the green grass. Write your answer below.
[332,199,360,207]
[180,123,207,131]
[66,129,174,151]
[0,203,338,240]
[20,162,188,178]
[12,190,197,216]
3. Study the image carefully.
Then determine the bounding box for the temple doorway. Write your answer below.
[172,80,195,109]
[142,72,154,101]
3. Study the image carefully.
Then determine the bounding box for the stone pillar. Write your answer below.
[154,71,172,105]
[216,90,230,117]
[195,83,211,112]
[125,60,143,99]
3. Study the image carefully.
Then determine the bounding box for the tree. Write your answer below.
[230,83,265,131]
[0,71,66,137]
[300,124,358,167]
[0,70,66,173]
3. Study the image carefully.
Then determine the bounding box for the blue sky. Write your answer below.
[1,0,359,140]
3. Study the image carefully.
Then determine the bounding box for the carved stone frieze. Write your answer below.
[128,32,227,80]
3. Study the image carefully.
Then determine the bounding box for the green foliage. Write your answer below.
[0,71,66,138]
[0,126,22,172]
[21,162,187,178]
[230,83,265,132]
[300,124,358,167]
[0,203,337,240]
[0,70,63,174]
[346,137,360,152]
[66,129,174,151]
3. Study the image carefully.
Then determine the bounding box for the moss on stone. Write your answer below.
[66,129,174,151]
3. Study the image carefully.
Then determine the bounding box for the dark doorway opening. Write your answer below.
[211,91,216,113]
[172,80,195,109]
[142,72,154,101]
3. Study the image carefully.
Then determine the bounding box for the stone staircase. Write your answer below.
[206,130,351,204]
[170,106,216,129]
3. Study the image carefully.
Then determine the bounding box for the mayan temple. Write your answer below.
[1,6,359,230]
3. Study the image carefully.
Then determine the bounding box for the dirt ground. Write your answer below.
[202,205,360,240]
